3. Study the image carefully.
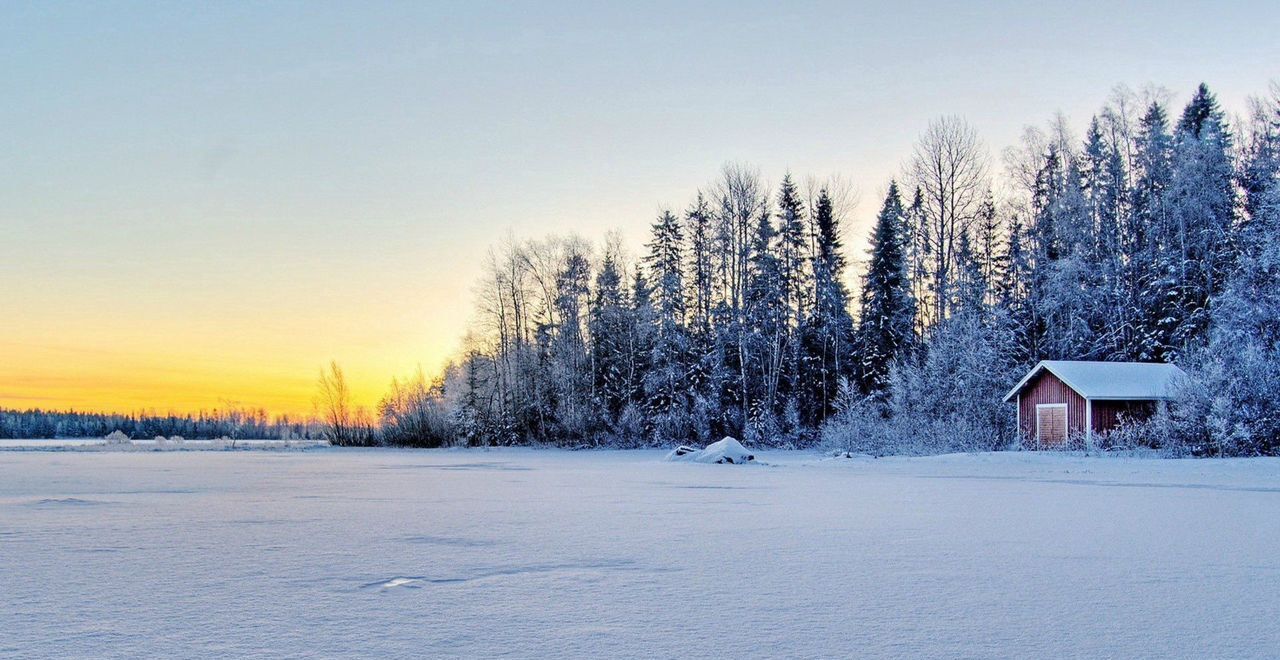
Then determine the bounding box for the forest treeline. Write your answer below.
[357,82,1280,456]
[0,407,319,440]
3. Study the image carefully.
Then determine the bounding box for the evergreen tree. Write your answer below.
[549,248,592,438]
[1081,116,1132,358]
[856,182,916,395]
[684,193,719,439]
[438,81,1280,455]
[744,203,786,440]
[972,192,1002,306]
[685,193,715,338]
[904,187,931,338]
[1179,185,1280,455]
[589,251,632,430]
[951,230,987,321]
[1129,101,1176,359]
[625,268,656,439]
[998,215,1035,365]
[1164,83,1236,354]
[776,174,809,324]
[1240,88,1280,222]
[643,211,692,443]
[802,187,855,424]
[774,174,809,430]
[1177,83,1218,138]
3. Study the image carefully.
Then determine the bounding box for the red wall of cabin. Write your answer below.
[1017,371,1087,444]
[1090,400,1157,435]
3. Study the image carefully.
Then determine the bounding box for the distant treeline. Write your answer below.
[0,407,321,440]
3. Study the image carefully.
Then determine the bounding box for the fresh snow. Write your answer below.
[2,449,1279,658]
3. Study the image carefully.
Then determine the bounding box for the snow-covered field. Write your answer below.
[2,448,1278,659]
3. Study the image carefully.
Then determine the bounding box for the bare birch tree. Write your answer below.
[315,360,355,444]
[908,116,989,328]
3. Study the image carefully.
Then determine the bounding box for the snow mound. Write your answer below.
[667,437,755,464]
[104,430,131,444]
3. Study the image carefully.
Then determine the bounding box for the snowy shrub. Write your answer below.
[614,404,648,448]
[1095,351,1276,458]
[1101,408,1184,456]
[688,395,713,446]
[1188,209,1280,456]
[650,404,696,447]
[823,311,1019,456]
[822,384,896,456]
[378,372,455,448]
[1143,346,1280,457]
[887,315,1016,453]
[104,430,131,444]
[744,405,781,447]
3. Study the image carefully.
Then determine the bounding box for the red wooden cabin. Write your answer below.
[1002,361,1186,447]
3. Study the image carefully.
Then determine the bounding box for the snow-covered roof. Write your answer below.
[1002,360,1187,402]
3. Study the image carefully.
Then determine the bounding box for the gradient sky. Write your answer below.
[2,1,1277,416]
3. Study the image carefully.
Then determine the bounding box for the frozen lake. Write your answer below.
[2,448,1278,658]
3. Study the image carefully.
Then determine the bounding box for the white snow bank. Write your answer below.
[667,437,756,464]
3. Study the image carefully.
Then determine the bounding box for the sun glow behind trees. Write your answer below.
[0,312,448,417]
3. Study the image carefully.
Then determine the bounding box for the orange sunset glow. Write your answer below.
[1,269,467,416]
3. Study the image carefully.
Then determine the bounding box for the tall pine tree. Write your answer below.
[856,182,916,395]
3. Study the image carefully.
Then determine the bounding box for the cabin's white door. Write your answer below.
[1036,403,1068,447]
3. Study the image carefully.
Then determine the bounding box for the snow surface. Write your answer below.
[2,449,1279,658]
[1003,360,1187,401]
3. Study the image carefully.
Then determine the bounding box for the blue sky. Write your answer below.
[2,1,1276,412]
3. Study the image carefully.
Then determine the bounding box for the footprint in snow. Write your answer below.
[362,560,640,591]
[374,577,422,589]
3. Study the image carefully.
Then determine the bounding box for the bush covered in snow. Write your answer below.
[1101,187,1280,457]
[823,312,1018,456]
[104,430,131,444]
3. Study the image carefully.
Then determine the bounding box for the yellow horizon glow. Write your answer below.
[0,337,451,418]
[1,261,468,418]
